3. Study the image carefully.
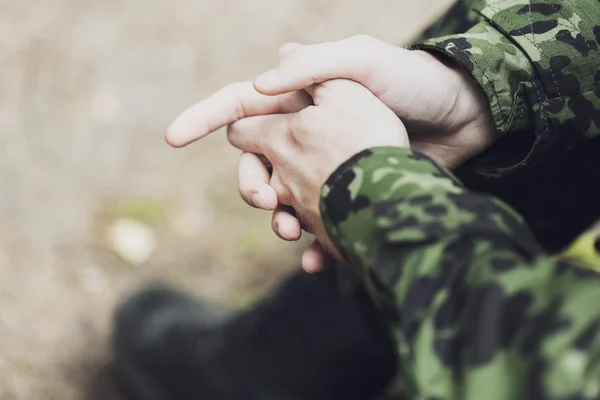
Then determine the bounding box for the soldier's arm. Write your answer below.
[413,0,600,176]
[320,146,600,399]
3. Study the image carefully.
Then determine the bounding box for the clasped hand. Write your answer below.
[166,36,495,272]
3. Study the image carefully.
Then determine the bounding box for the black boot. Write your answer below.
[111,264,398,400]
[112,285,243,399]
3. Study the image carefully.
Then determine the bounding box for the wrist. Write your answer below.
[452,59,497,144]
[413,50,497,164]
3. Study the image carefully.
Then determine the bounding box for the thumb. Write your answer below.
[301,240,330,273]
[277,44,319,102]
[254,35,381,96]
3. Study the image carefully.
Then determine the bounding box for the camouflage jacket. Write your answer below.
[417,0,600,252]
[319,1,600,398]
[415,0,600,175]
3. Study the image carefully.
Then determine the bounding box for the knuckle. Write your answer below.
[221,81,253,119]
[285,46,305,63]
[286,113,302,141]
[278,42,302,59]
[297,106,322,131]
[350,34,376,46]
[293,106,316,131]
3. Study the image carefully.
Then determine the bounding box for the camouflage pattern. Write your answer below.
[409,1,600,258]
[413,0,600,175]
[320,147,600,399]
[315,1,600,397]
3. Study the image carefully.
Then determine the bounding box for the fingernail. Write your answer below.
[277,226,291,241]
[251,193,266,209]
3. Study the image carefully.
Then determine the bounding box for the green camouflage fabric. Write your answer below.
[319,147,600,399]
[408,1,600,256]
[413,0,600,176]
[317,1,600,397]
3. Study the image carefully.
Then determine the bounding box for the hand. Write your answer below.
[233,37,498,268]
[228,79,409,269]
[167,79,409,271]
[254,36,495,169]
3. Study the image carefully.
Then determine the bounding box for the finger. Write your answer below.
[277,43,318,101]
[166,82,311,147]
[226,113,293,156]
[272,205,302,241]
[254,35,382,96]
[269,170,294,208]
[238,152,278,210]
[278,42,302,61]
[301,240,329,273]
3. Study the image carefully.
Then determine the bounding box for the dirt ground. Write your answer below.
[0,1,452,398]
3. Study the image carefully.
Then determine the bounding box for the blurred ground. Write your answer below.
[0,1,452,398]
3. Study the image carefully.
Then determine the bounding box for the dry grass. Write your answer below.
[0,1,452,398]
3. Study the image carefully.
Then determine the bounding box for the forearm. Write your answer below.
[320,147,600,398]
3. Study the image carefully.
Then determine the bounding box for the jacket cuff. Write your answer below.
[413,21,536,175]
[319,146,464,276]
[412,1,600,175]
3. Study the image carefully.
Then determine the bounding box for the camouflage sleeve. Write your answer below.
[320,146,600,399]
[412,0,600,176]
